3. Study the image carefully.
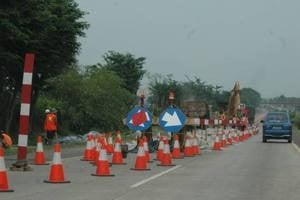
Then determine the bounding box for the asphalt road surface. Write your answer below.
[2,132,300,200]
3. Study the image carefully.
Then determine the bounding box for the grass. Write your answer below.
[3,145,36,156]
[293,125,300,134]
[3,142,85,156]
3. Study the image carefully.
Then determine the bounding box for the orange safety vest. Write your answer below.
[44,113,57,131]
[2,133,12,148]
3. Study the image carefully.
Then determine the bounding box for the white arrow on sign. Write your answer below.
[162,111,182,127]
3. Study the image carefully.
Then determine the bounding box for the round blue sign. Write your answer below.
[126,106,152,131]
[159,107,186,133]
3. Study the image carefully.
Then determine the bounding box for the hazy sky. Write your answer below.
[75,0,300,98]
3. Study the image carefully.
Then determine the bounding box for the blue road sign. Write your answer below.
[126,106,152,131]
[159,107,186,133]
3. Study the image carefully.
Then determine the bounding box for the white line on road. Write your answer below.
[62,155,82,160]
[130,165,182,189]
[292,142,300,153]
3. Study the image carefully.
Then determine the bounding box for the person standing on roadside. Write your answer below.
[44,109,57,145]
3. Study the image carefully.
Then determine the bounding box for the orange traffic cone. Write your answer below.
[250,129,254,136]
[221,131,227,148]
[116,130,122,143]
[81,134,94,161]
[0,147,14,192]
[33,136,49,165]
[112,137,126,165]
[172,135,183,159]
[233,130,239,143]
[192,134,201,155]
[107,132,114,154]
[213,133,222,151]
[101,134,108,150]
[244,130,248,140]
[44,143,70,183]
[143,136,152,163]
[239,131,244,142]
[158,140,175,166]
[184,136,194,157]
[156,137,164,161]
[131,139,150,171]
[247,129,252,139]
[92,148,115,176]
[227,130,233,145]
[90,138,102,165]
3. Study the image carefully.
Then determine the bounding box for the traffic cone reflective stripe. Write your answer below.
[33,136,49,165]
[172,135,183,159]
[92,148,115,176]
[131,139,150,170]
[158,140,175,166]
[112,138,126,165]
[44,143,70,184]
[0,147,14,192]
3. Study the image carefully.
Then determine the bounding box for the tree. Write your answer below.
[148,74,231,116]
[148,74,182,115]
[100,51,146,94]
[240,88,261,108]
[0,0,88,133]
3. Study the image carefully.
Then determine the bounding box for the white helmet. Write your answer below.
[45,109,50,113]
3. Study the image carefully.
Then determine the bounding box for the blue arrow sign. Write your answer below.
[159,107,186,133]
[126,106,152,131]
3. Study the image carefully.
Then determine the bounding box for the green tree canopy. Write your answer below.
[100,51,146,94]
[148,74,182,115]
[240,88,261,108]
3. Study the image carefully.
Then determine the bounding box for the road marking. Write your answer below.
[130,165,182,189]
[62,155,82,160]
[292,142,300,153]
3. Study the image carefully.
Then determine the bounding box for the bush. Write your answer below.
[290,111,296,120]
[294,114,300,129]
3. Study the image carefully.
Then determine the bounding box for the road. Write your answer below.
[2,132,300,200]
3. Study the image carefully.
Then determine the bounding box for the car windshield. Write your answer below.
[266,113,288,122]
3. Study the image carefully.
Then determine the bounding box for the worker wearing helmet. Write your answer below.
[44,109,57,145]
[1,130,12,149]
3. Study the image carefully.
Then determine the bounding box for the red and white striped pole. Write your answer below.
[12,53,35,170]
